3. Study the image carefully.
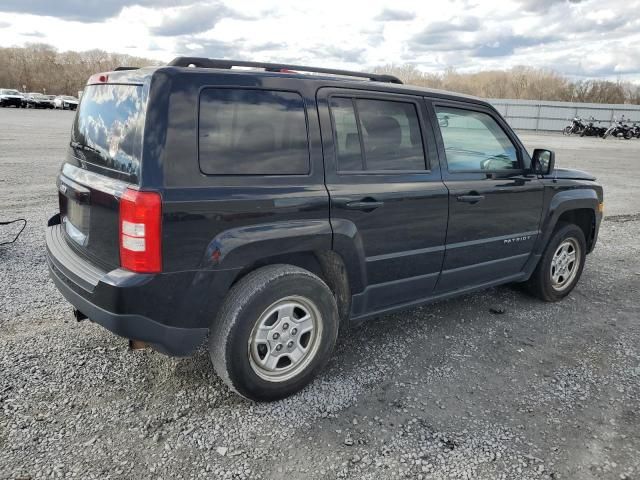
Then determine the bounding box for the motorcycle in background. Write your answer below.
[563,116,585,135]
[580,117,606,137]
[603,120,634,139]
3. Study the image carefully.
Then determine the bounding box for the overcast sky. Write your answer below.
[0,0,638,82]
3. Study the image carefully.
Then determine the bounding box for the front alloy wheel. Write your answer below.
[549,238,581,292]
[526,223,587,302]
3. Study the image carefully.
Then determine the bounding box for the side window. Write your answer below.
[357,99,425,171]
[435,106,519,172]
[329,97,363,171]
[199,89,309,175]
[329,96,426,172]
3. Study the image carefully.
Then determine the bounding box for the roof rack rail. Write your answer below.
[167,57,403,84]
[114,66,140,71]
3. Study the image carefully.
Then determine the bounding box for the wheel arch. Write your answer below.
[229,250,352,328]
[556,208,596,252]
[202,218,368,328]
[537,188,601,256]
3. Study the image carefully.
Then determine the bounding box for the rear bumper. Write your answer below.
[1,98,22,106]
[46,218,211,356]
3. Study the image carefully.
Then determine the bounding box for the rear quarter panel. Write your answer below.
[144,69,331,273]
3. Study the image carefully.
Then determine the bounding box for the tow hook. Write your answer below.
[73,309,87,322]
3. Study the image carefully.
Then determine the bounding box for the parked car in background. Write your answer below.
[24,93,54,109]
[54,95,79,110]
[0,89,25,108]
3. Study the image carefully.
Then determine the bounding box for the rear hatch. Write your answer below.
[58,81,146,270]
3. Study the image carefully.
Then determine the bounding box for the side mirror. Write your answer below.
[532,149,555,175]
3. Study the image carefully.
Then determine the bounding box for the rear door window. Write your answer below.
[198,89,309,175]
[329,97,426,171]
[329,97,362,171]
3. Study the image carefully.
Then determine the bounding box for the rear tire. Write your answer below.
[526,223,587,302]
[209,264,339,401]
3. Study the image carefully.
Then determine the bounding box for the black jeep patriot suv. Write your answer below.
[46,58,603,401]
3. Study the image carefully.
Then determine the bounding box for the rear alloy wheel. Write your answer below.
[209,264,339,401]
[526,223,586,302]
[248,296,323,382]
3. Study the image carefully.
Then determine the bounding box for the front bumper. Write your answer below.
[46,218,210,356]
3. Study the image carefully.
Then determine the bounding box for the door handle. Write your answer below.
[457,195,485,204]
[345,199,384,211]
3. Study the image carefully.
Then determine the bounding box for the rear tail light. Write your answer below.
[119,188,162,273]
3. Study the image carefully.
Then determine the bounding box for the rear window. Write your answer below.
[70,84,145,182]
[198,89,309,175]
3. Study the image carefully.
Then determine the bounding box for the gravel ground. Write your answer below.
[1,109,639,480]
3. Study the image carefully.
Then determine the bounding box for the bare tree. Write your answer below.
[374,63,639,105]
[1,45,639,104]
[0,43,161,95]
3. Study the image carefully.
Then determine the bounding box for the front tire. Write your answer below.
[526,223,587,302]
[563,126,572,135]
[209,264,339,401]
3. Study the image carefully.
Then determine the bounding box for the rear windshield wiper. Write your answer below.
[70,141,103,156]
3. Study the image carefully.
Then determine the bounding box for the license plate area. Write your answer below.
[59,176,91,246]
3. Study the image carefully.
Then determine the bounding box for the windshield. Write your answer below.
[63,96,77,100]
[70,84,145,183]
[3,89,21,95]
